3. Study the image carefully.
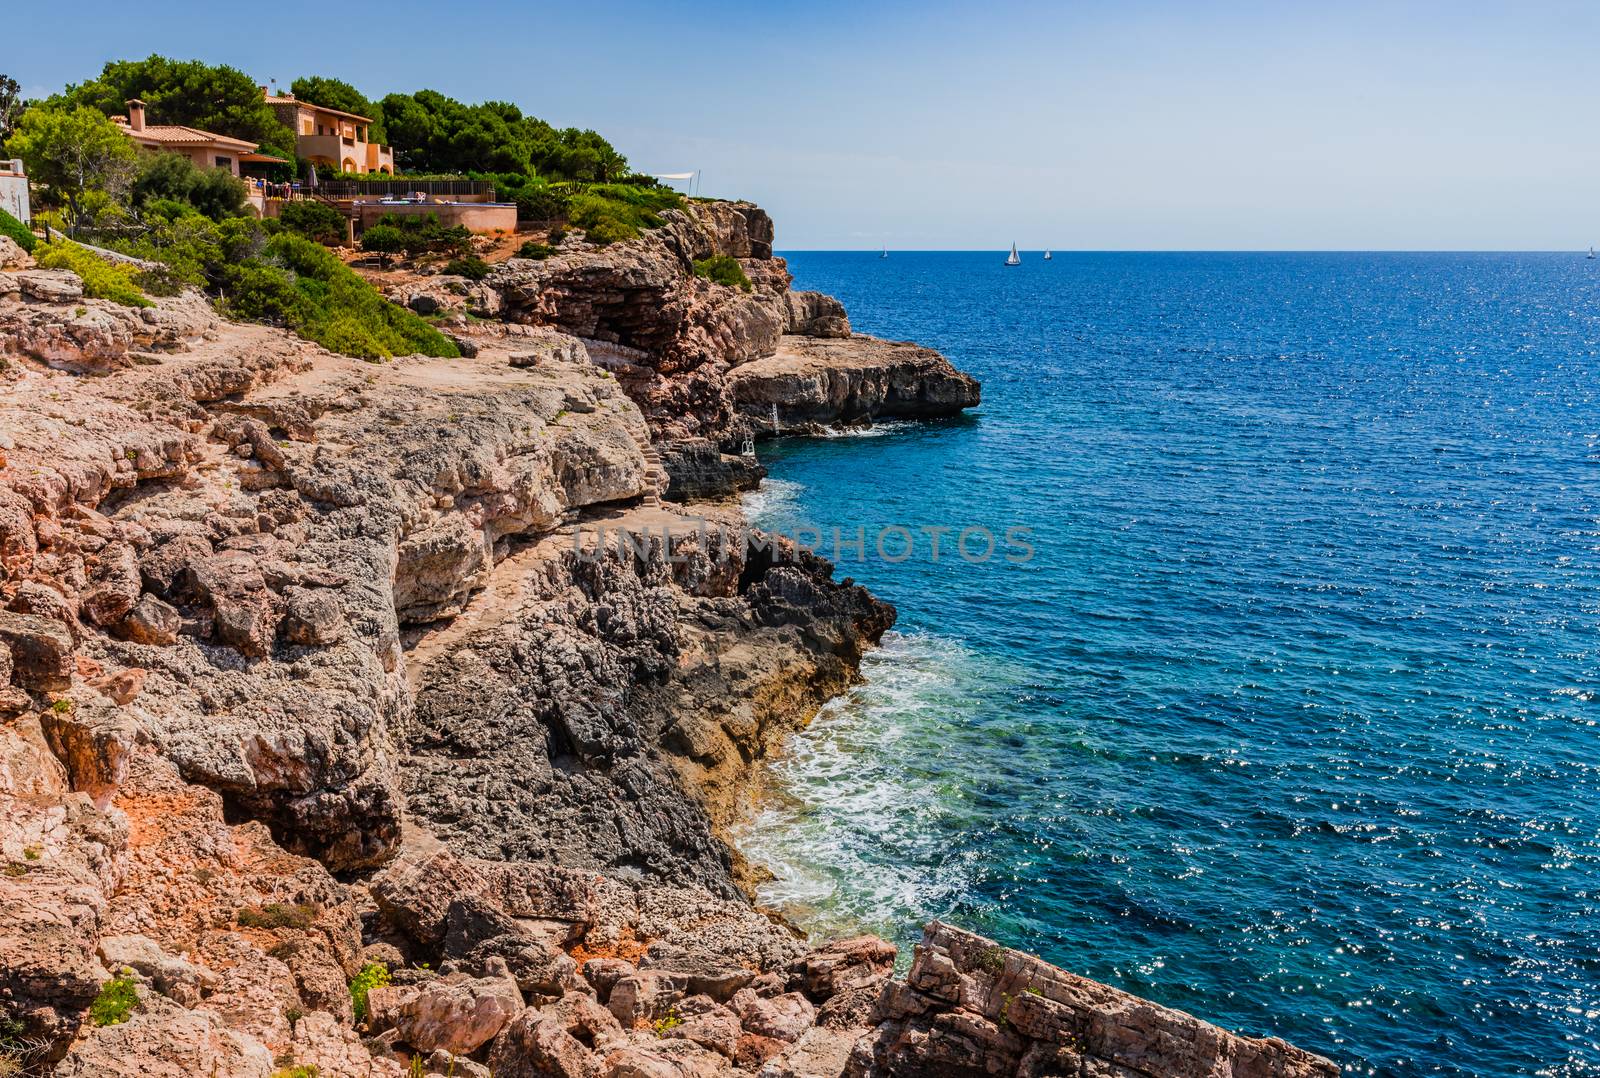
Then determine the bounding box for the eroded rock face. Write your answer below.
[783,292,850,339]
[484,203,975,502]
[728,336,981,431]
[400,525,892,897]
[849,923,1339,1078]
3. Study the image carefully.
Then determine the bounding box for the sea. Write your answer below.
[731,251,1600,1077]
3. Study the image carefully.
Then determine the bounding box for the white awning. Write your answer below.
[655,172,695,181]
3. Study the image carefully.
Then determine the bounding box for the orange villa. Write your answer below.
[113,99,286,178]
[264,89,394,175]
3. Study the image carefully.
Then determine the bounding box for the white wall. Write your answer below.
[0,163,30,223]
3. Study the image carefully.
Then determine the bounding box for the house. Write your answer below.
[113,100,287,178]
[0,159,28,223]
[263,89,394,175]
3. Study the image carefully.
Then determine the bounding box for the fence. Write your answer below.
[312,179,498,200]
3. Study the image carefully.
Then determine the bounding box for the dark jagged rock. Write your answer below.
[659,437,766,502]
[401,525,892,898]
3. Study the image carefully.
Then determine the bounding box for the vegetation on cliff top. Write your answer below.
[34,241,152,307]
[569,183,684,245]
[109,206,456,359]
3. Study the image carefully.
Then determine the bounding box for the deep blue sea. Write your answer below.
[733,252,1600,1077]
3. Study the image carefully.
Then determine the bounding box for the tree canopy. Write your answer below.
[376,89,627,182]
[0,74,22,143]
[288,76,386,143]
[9,105,138,234]
[52,55,293,158]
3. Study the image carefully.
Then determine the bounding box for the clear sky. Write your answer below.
[10,0,1598,250]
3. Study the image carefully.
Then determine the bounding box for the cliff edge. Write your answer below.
[0,213,1333,1077]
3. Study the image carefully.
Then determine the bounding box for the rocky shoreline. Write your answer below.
[0,211,1335,1076]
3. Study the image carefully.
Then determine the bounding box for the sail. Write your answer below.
[1005,243,1021,265]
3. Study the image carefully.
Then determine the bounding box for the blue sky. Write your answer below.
[10,0,1598,249]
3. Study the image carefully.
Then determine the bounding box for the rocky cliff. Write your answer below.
[0,216,1335,1078]
[481,202,978,498]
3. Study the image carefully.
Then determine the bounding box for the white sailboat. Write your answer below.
[1589,246,1596,260]
[1005,243,1021,266]
[881,245,889,259]
[1043,249,1053,261]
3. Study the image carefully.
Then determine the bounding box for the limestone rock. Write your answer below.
[610,970,690,1028]
[783,292,850,338]
[787,936,896,1001]
[368,965,524,1054]
[0,234,34,269]
[115,594,181,645]
[848,923,1339,1078]
[489,991,625,1078]
[735,991,816,1043]
[17,269,84,303]
[727,336,981,431]
[53,995,275,1078]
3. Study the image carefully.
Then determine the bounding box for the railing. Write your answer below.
[314,179,497,200]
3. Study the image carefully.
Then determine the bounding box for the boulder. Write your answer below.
[0,611,74,691]
[115,594,181,646]
[609,970,690,1028]
[783,291,850,338]
[82,541,142,626]
[372,846,492,946]
[53,995,274,1078]
[16,270,84,303]
[280,586,346,646]
[443,894,578,995]
[369,964,524,1055]
[0,234,34,270]
[787,936,896,1002]
[735,992,815,1043]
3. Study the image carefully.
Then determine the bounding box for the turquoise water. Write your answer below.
[734,252,1600,1077]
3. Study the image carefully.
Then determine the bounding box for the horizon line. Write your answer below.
[775,248,1599,255]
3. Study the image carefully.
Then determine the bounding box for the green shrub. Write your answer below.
[350,962,390,1025]
[568,184,682,245]
[360,224,405,268]
[278,200,349,245]
[0,208,35,253]
[373,213,472,259]
[272,1066,319,1078]
[131,151,248,222]
[225,234,459,360]
[516,240,555,260]
[33,242,151,307]
[236,902,317,930]
[692,254,752,292]
[90,974,139,1026]
[652,1008,683,1037]
[86,197,453,362]
[441,255,489,280]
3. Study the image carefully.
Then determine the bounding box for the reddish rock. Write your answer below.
[609,970,690,1028]
[847,923,1339,1078]
[735,991,815,1043]
[82,541,142,627]
[787,936,896,1002]
[368,966,523,1055]
[115,594,181,646]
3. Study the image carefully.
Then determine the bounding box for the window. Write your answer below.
[215,156,232,169]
